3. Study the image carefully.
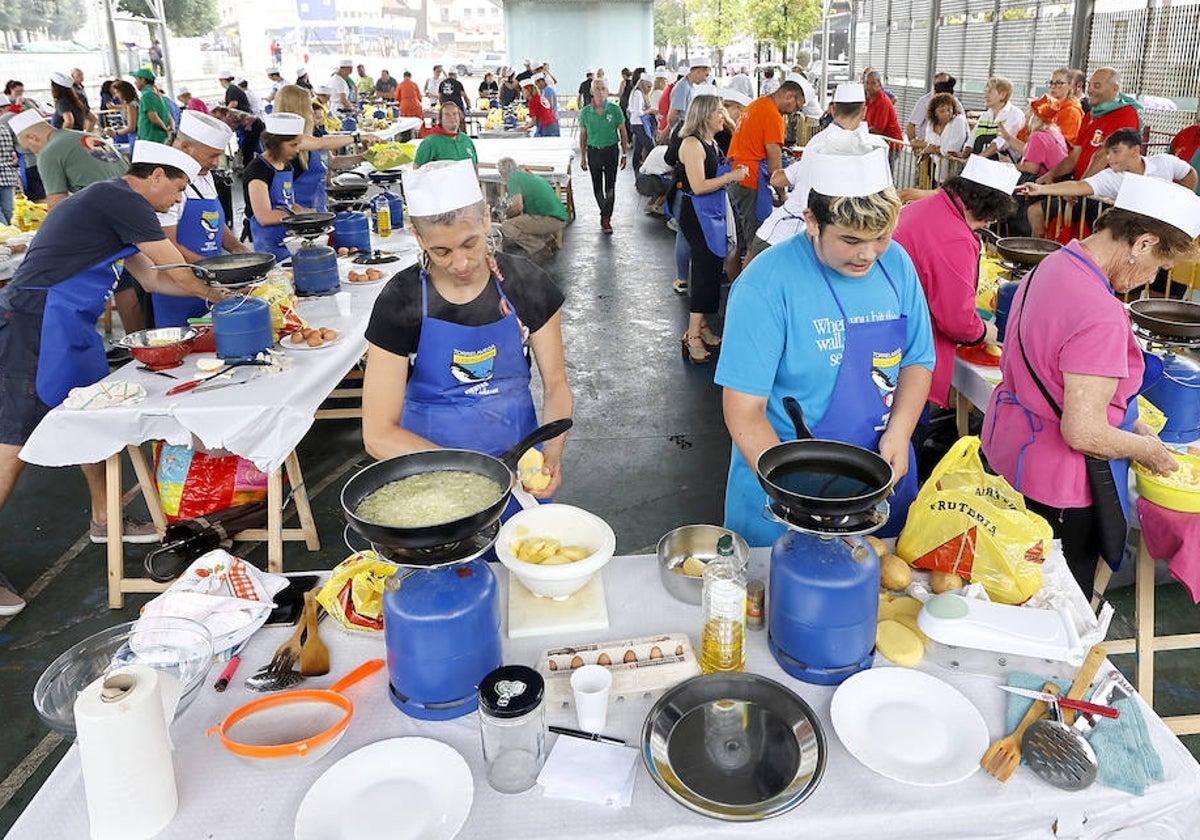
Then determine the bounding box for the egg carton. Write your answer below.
[537,632,700,708]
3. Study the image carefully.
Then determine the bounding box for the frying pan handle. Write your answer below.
[499,417,574,470]
[977,227,1001,245]
[782,397,813,441]
[329,659,385,694]
[154,262,215,280]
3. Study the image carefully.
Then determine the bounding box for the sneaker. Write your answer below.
[666,218,678,232]
[601,219,613,235]
[89,516,161,545]
[673,279,689,294]
[0,573,25,617]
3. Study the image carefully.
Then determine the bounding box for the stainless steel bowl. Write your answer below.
[656,525,750,605]
[642,673,826,820]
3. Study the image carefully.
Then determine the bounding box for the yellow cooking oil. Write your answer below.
[701,539,746,673]
[701,617,744,673]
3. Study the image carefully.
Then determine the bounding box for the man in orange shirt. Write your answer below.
[396,70,423,119]
[726,80,804,257]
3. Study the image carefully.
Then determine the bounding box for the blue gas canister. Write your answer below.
[291,242,340,296]
[333,211,372,252]
[212,297,273,361]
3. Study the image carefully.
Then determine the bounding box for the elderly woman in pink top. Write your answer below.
[981,176,1199,597]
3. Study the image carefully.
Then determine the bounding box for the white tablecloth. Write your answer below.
[951,354,1001,417]
[19,238,417,474]
[10,550,1200,840]
[470,137,575,184]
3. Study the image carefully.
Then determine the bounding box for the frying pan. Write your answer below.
[978,229,1061,267]
[282,212,337,236]
[755,397,894,519]
[154,253,276,287]
[341,418,573,550]
[1128,299,1200,341]
[327,174,370,201]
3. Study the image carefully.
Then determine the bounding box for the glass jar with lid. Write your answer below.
[478,665,546,793]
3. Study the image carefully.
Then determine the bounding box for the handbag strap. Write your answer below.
[1012,262,1065,420]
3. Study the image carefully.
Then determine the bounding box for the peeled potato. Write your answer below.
[877,593,895,622]
[517,447,551,491]
[679,556,707,577]
[892,611,928,642]
[880,553,912,591]
[930,570,965,594]
[876,619,924,667]
[889,597,923,622]
[984,344,1003,357]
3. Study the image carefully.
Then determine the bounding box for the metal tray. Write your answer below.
[641,673,826,821]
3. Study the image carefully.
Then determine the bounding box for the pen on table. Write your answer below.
[213,642,248,692]
[549,725,626,745]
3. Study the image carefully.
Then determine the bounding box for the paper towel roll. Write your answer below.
[74,664,178,840]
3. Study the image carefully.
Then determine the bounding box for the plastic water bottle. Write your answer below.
[373,193,392,238]
[700,535,746,673]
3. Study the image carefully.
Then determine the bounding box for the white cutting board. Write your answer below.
[507,573,609,638]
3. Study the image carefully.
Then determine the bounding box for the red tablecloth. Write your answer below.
[1137,496,1200,603]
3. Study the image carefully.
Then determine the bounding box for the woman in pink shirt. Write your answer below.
[981,175,1199,595]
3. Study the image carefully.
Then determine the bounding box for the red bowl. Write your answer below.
[119,328,199,370]
[191,325,216,354]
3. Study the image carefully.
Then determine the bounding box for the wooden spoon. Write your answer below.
[298,590,331,677]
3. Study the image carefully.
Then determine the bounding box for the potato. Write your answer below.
[348,270,366,282]
[892,611,928,642]
[876,620,924,667]
[289,331,305,344]
[984,343,1002,357]
[301,327,314,339]
[679,556,707,577]
[517,447,551,491]
[864,535,888,556]
[889,597,923,622]
[930,570,965,594]
[880,553,912,591]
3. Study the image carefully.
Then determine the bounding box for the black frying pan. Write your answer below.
[327,174,370,200]
[1128,299,1200,341]
[754,397,894,519]
[341,418,573,549]
[979,228,1061,267]
[154,253,276,287]
[282,212,337,236]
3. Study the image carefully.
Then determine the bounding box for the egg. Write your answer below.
[569,655,584,669]
[547,660,558,671]
[289,331,305,344]
[649,646,663,660]
[306,333,324,347]
[320,328,338,341]
[596,653,612,666]
[623,649,637,663]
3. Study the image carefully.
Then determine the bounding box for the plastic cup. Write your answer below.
[570,664,612,733]
[334,291,352,317]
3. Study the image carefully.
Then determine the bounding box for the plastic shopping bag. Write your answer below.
[153,442,269,524]
[316,554,399,633]
[896,436,1050,604]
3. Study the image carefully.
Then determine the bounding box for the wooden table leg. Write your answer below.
[126,444,167,532]
[105,453,124,609]
[1091,562,1113,613]
[954,389,969,437]
[285,451,321,550]
[267,465,284,574]
[1134,535,1156,707]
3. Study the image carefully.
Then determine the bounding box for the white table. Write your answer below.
[9,551,1200,839]
[19,240,417,606]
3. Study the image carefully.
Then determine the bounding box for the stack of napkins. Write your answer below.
[537,736,639,807]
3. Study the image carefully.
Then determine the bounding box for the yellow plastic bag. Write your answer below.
[896,436,1050,604]
[248,280,304,341]
[316,554,399,633]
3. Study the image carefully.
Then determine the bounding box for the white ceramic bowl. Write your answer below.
[496,504,616,600]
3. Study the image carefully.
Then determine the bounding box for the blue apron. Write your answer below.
[724,237,918,545]
[401,270,541,523]
[248,154,295,262]
[754,159,773,223]
[153,183,222,328]
[292,150,329,213]
[32,245,138,406]
[683,161,732,258]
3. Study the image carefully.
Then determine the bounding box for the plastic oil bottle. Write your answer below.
[373,193,392,238]
[700,535,745,673]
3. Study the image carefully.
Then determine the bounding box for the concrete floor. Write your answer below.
[1,164,1197,832]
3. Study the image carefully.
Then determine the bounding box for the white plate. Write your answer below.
[282,333,342,351]
[295,738,473,840]
[830,667,988,786]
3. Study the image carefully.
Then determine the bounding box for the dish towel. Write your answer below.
[1136,497,1200,603]
[537,736,638,807]
[1004,672,1164,795]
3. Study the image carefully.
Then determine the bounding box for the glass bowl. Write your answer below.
[33,616,214,738]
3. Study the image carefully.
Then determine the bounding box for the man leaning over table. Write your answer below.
[0,142,228,616]
[497,156,568,259]
[152,110,251,329]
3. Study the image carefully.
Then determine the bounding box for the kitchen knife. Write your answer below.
[998,685,1120,719]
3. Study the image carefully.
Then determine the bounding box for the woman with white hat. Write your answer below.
[981,176,1200,596]
[242,111,308,260]
[362,160,573,501]
[49,71,89,131]
[716,141,936,545]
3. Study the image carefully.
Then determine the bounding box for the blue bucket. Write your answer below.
[1143,353,1200,443]
[212,297,273,361]
[333,211,372,252]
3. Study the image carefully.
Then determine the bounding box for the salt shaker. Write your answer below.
[478,665,546,793]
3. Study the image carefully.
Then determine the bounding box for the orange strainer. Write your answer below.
[208,659,384,768]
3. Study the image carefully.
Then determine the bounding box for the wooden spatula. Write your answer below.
[298,590,330,677]
[981,682,1058,782]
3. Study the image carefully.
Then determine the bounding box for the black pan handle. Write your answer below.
[782,397,812,441]
[499,417,574,470]
[977,227,1001,245]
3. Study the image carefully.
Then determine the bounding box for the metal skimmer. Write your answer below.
[1021,702,1098,790]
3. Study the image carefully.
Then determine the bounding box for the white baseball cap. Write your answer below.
[808,146,894,197]
[176,86,190,96]
[218,70,235,80]
[1115,173,1200,239]
[50,71,73,88]
[263,112,306,135]
[9,109,47,136]
[405,160,483,216]
[179,110,232,150]
[833,82,866,103]
[132,140,201,179]
[961,155,1021,195]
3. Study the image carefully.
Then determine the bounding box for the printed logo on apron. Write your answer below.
[282,179,294,205]
[200,209,220,239]
[451,343,498,391]
[870,347,902,430]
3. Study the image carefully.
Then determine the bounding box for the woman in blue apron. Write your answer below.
[716,144,936,546]
[244,112,307,262]
[361,159,573,511]
[981,175,1199,596]
[672,93,749,365]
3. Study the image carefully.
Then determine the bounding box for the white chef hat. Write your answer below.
[654,68,670,80]
[297,66,309,77]
[266,67,281,76]
[313,82,333,96]
[50,71,73,88]
[1115,173,1200,240]
[530,72,545,83]
[263,112,306,135]
[234,77,247,86]
[721,89,752,107]
[784,72,805,85]
[960,155,1021,195]
[808,143,894,198]
[636,73,651,86]
[179,110,233,150]
[833,82,866,103]
[9,109,47,136]
[688,56,712,69]
[405,159,483,217]
[176,86,190,96]
[339,58,354,68]
[132,140,201,179]
[218,69,235,80]
[691,84,720,98]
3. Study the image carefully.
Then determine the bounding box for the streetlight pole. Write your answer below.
[101,0,121,76]
[150,0,175,96]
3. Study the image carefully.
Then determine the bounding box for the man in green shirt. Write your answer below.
[497,156,568,258]
[355,65,375,98]
[132,68,171,143]
[11,114,128,209]
[577,78,629,233]
[413,103,479,168]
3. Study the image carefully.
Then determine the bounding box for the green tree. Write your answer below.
[746,0,822,64]
[685,0,745,71]
[118,0,218,38]
[45,0,86,38]
[654,0,691,52]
